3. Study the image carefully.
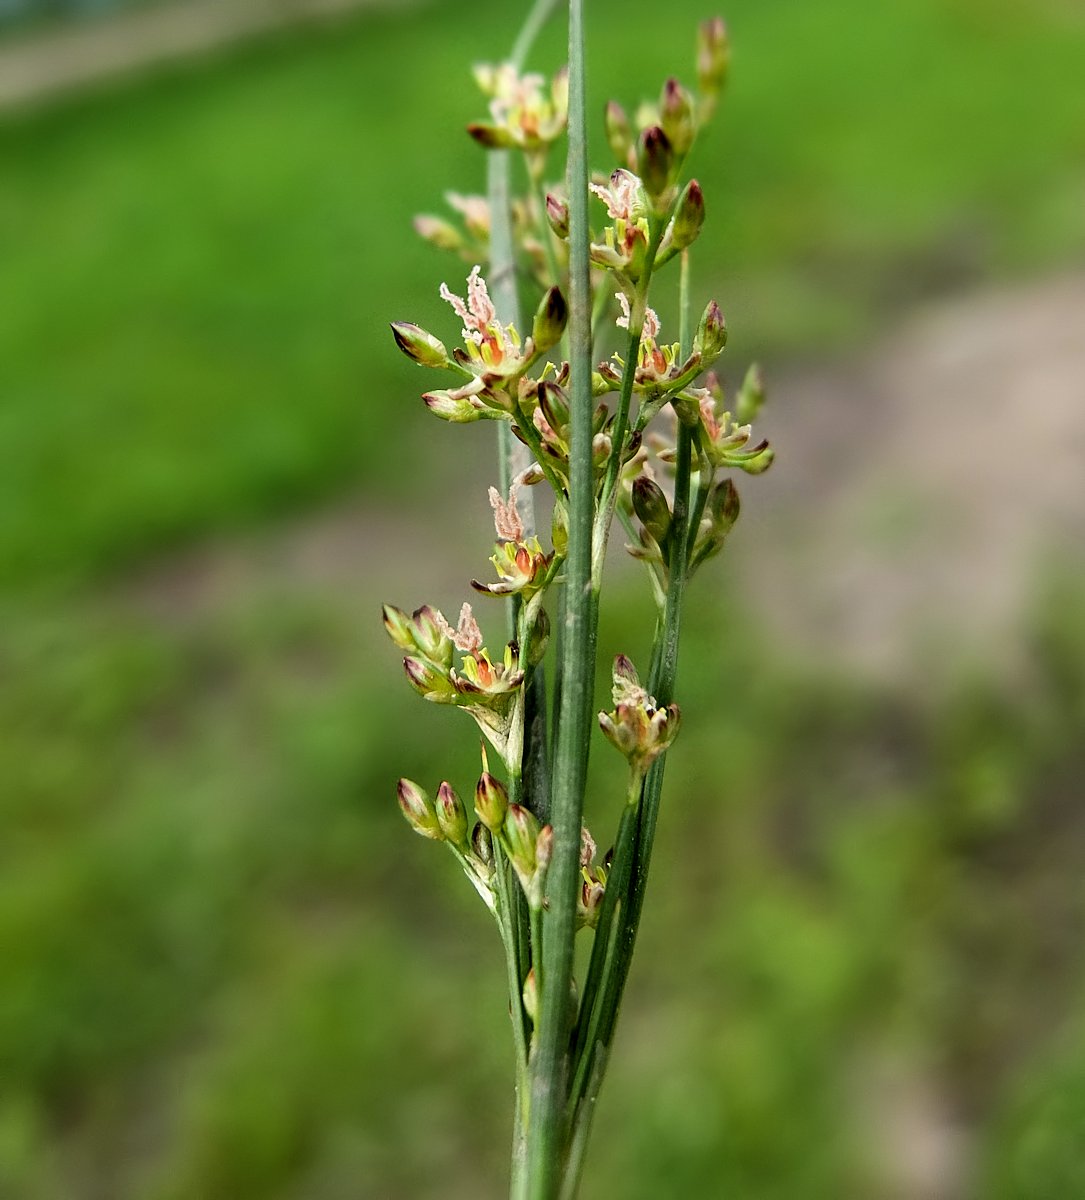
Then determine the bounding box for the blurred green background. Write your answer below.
[2,0,1084,1196]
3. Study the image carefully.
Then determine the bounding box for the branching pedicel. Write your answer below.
[385,9,773,1197]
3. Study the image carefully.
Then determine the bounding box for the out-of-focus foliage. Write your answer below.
[2,0,1084,585]
[2,576,1084,1197]
[3,0,1085,1195]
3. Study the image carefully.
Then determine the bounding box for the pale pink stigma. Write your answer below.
[466,265,497,328]
[590,169,639,221]
[489,483,525,542]
[454,603,483,653]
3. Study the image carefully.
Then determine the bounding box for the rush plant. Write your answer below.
[384,4,773,1196]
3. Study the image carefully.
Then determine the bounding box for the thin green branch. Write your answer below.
[511,0,562,70]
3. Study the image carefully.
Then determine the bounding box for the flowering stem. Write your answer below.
[526,0,593,1193]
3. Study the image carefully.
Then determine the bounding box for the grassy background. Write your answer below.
[2,0,1085,1195]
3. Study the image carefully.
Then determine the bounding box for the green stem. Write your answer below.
[566,249,698,1150]
[529,153,565,290]
[510,0,561,69]
[559,1045,608,1200]
[567,775,639,1088]
[495,843,531,1083]
[526,0,593,1193]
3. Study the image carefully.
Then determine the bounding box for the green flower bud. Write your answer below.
[632,476,672,549]
[578,876,605,929]
[390,322,450,369]
[475,772,509,833]
[637,126,674,209]
[397,778,442,840]
[527,607,551,669]
[422,391,485,423]
[413,215,463,253]
[532,286,568,354]
[711,477,741,532]
[545,192,570,239]
[412,605,452,663]
[522,967,538,1025]
[612,653,642,702]
[551,501,568,557]
[698,17,731,98]
[382,603,415,651]
[466,122,516,149]
[504,804,540,879]
[436,781,469,847]
[670,179,705,251]
[694,300,727,362]
[471,821,494,867]
[403,656,454,700]
[660,78,696,157]
[735,363,766,424]
[605,100,633,165]
[535,824,553,875]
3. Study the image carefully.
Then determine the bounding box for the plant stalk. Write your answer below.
[525,0,593,1193]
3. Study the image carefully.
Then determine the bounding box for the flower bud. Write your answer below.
[471,821,494,866]
[535,824,554,875]
[632,476,672,549]
[423,391,485,423]
[403,656,452,699]
[698,17,731,98]
[532,286,568,353]
[670,180,705,251]
[522,968,538,1025]
[475,772,509,833]
[579,877,605,928]
[390,322,450,369]
[397,778,442,840]
[413,215,463,252]
[604,100,633,165]
[551,501,568,556]
[436,781,469,847]
[735,363,766,424]
[382,603,415,650]
[612,653,643,702]
[710,477,741,532]
[660,78,696,157]
[504,804,540,878]
[527,607,550,668]
[545,192,569,240]
[412,605,452,663]
[598,661,682,772]
[637,126,674,208]
[466,122,516,149]
[694,300,727,362]
[472,63,499,95]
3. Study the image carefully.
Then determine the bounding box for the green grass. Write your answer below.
[2,0,1084,587]
[2,575,1084,1198]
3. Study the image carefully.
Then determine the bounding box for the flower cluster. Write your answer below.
[383,600,526,759]
[665,366,773,474]
[391,266,567,423]
[576,827,606,930]
[468,63,569,153]
[396,777,497,910]
[586,169,651,282]
[472,484,555,597]
[598,655,681,776]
